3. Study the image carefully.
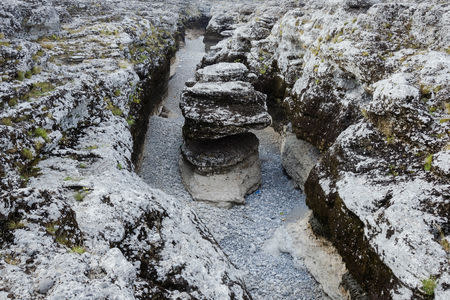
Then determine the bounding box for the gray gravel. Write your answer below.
[139,31,324,299]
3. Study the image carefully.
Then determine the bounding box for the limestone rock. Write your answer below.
[209,0,450,298]
[179,152,261,208]
[182,106,271,140]
[288,57,370,151]
[181,132,259,175]
[180,81,272,139]
[344,0,380,10]
[182,81,266,105]
[0,0,62,39]
[205,13,238,41]
[0,1,253,298]
[180,40,270,208]
[24,6,61,38]
[305,120,449,299]
[281,132,320,190]
[195,62,249,82]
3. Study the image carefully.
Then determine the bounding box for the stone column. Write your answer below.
[179,62,271,207]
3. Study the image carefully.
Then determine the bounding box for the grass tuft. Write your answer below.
[7,221,25,230]
[71,246,86,254]
[34,127,49,142]
[74,191,86,201]
[421,277,437,296]
[22,148,33,160]
[424,154,433,171]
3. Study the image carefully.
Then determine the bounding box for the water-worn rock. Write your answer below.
[205,12,239,42]
[0,1,253,298]
[208,0,450,298]
[0,0,63,39]
[288,58,370,150]
[182,81,266,106]
[179,79,269,205]
[196,62,249,82]
[281,132,320,191]
[181,132,259,175]
[181,81,271,139]
[179,152,261,208]
[180,39,271,206]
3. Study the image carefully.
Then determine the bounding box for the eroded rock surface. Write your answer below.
[181,80,271,140]
[180,132,261,207]
[196,62,249,82]
[180,151,261,208]
[204,0,450,298]
[281,132,320,191]
[180,59,271,206]
[2,0,449,298]
[0,1,251,298]
[181,132,259,175]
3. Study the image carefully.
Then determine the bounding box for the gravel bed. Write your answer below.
[139,31,324,299]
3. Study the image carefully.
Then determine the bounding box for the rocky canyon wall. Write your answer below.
[204,0,449,298]
[0,0,449,299]
[0,1,251,298]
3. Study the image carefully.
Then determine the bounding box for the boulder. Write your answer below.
[205,12,239,43]
[181,102,271,140]
[0,0,62,39]
[179,151,261,208]
[180,64,270,206]
[182,81,266,105]
[287,58,369,151]
[281,132,320,190]
[180,81,271,139]
[24,6,61,38]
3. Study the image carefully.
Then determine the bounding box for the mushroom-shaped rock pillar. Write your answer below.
[179,63,271,207]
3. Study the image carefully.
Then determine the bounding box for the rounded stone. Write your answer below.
[37,278,54,294]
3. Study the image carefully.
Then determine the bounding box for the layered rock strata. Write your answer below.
[180,62,271,207]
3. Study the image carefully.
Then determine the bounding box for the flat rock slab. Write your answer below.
[179,152,261,208]
[180,81,271,139]
[182,81,267,105]
[195,62,249,82]
[182,109,271,140]
[181,132,259,175]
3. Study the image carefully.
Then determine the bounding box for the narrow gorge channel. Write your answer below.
[139,29,335,299]
[2,1,448,299]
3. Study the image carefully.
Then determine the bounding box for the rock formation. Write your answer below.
[0,1,251,298]
[180,62,271,207]
[1,0,449,298]
[201,0,450,298]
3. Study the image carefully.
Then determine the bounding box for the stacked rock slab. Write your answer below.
[180,62,271,207]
